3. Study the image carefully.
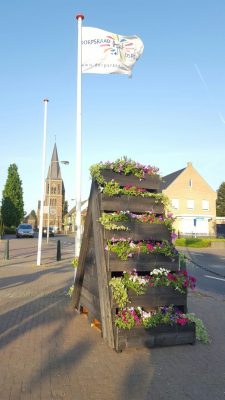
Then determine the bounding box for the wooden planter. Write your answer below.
[100,169,161,191]
[103,221,170,241]
[114,323,196,352]
[100,194,164,214]
[106,252,180,272]
[128,286,187,311]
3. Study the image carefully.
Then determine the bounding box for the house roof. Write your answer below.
[160,168,185,190]
[66,200,89,216]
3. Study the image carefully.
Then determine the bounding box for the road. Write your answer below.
[0,234,75,264]
[178,247,225,297]
[1,236,224,297]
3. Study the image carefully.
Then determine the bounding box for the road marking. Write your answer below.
[204,275,225,282]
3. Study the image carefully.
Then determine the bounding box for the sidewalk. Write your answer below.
[0,251,225,399]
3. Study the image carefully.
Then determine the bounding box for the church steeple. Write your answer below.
[47,143,62,179]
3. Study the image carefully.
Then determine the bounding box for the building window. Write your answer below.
[58,184,60,194]
[189,179,192,187]
[172,198,179,209]
[202,200,209,210]
[187,199,194,209]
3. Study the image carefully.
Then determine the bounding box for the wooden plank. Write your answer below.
[107,253,180,272]
[115,323,195,351]
[100,194,164,213]
[100,169,161,191]
[104,221,170,241]
[72,184,94,309]
[128,287,187,309]
[92,182,115,348]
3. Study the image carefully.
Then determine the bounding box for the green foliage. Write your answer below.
[71,257,79,268]
[142,305,190,329]
[98,212,129,231]
[65,285,74,298]
[106,239,179,260]
[99,211,175,232]
[109,271,148,308]
[185,313,210,343]
[175,238,211,248]
[216,181,225,216]
[109,277,129,308]
[1,164,24,227]
[90,156,159,183]
[63,200,68,217]
[0,214,4,238]
[3,226,16,234]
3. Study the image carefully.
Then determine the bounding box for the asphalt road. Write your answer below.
[1,236,225,297]
[0,234,76,264]
[178,247,225,297]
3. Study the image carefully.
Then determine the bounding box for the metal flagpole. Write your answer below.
[74,14,84,281]
[37,99,49,266]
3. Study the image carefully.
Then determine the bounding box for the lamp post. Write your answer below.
[46,159,69,243]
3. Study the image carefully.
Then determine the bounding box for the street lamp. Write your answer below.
[46,159,69,243]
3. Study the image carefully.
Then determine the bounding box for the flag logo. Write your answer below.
[100,35,135,61]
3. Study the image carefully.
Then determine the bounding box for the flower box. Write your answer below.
[114,323,196,352]
[106,252,180,272]
[103,221,170,241]
[100,194,164,214]
[100,169,161,191]
[128,286,187,311]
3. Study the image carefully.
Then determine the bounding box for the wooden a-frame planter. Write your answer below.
[72,177,195,351]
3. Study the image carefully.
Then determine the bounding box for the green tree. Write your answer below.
[63,200,68,217]
[216,182,225,216]
[1,164,24,227]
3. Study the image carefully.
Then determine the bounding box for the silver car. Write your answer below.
[16,224,34,238]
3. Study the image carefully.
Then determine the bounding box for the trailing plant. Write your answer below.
[90,156,159,184]
[105,239,179,260]
[149,268,196,294]
[99,210,175,232]
[109,269,149,308]
[142,306,190,328]
[101,180,169,204]
[65,285,74,298]
[185,313,210,343]
[109,277,129,308]
[109,269,196,309]
[71,257,79,268]
[115,307,142,330]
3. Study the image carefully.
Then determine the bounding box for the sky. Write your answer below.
[1,0,225,214]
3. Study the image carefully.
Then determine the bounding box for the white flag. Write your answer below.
[81,27,144,76]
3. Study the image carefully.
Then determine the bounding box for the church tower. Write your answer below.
[43,144,65,231]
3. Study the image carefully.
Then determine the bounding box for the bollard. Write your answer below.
[56,240,61,261]
[4,240,9,260]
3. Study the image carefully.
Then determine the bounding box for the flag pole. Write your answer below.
[74,13,84,281]
[37,98,49,266]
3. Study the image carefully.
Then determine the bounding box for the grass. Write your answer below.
[175,238,211,248]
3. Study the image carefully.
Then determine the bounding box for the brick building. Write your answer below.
[161,162,217,237]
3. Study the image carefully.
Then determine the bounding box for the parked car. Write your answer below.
[16,224,34,238]
[42,227,55,237]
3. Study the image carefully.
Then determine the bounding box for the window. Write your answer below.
[187,199,194,209]
[189,179,192,187]
[202,200,209,210]
[171,198,179,209]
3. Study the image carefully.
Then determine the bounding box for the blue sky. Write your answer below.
[1,0,225,214]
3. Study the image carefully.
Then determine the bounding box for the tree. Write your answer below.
[63,200,68,217]
[216,182,225,216]
[1,164,24,227]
